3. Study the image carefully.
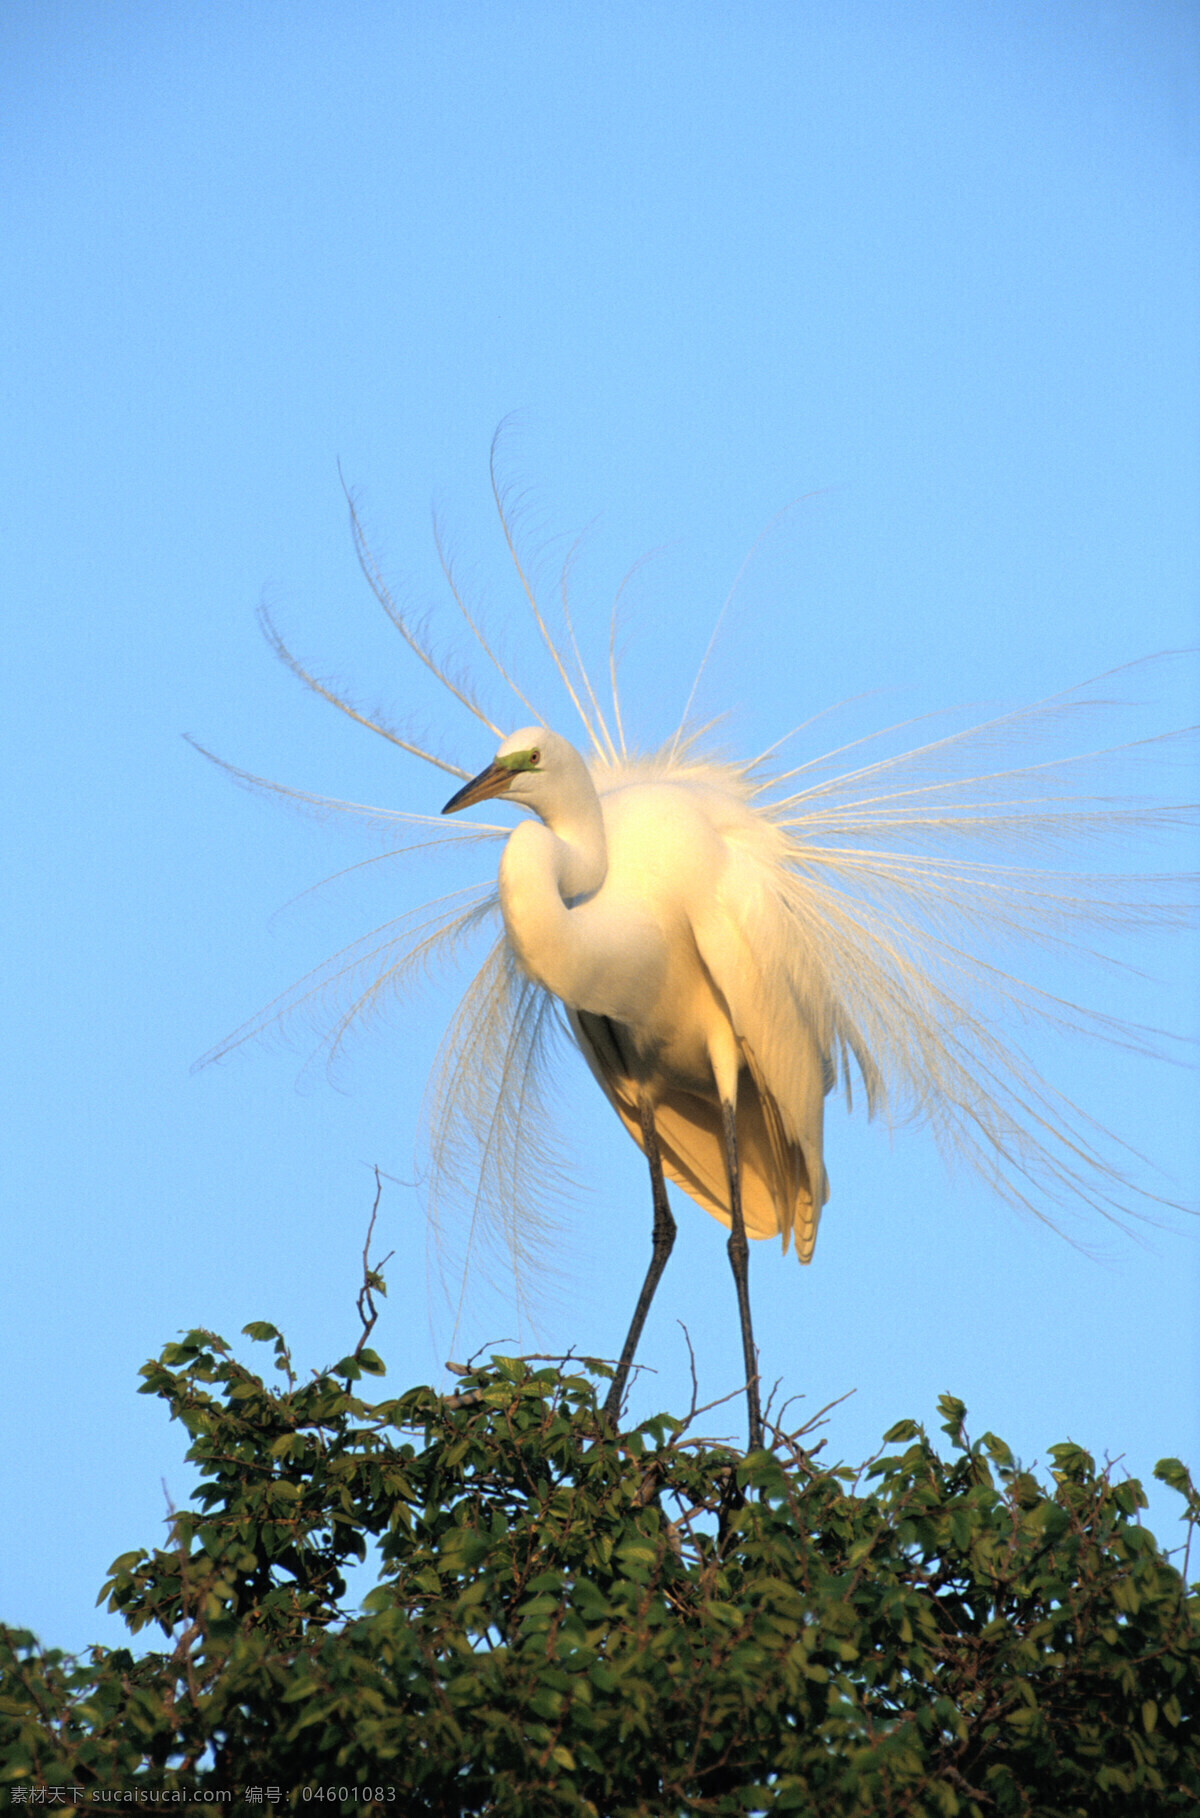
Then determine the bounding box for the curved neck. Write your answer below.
[542,782,608,904]
[498,779,608,1003]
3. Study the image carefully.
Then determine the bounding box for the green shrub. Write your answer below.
[3,1322,1198,1816]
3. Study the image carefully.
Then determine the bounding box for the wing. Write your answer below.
[689,843,834,1262]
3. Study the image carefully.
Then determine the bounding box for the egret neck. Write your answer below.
[498,764,608,1005]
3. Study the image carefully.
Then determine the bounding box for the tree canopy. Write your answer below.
[3,1309,1198,1816]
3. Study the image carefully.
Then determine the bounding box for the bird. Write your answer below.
[440,725,840,1447]
[196,459,1196,1451]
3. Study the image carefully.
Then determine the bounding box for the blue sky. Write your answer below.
[4,1,1198,1654]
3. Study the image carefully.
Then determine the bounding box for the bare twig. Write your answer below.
[770,1388,857,1453]
[354,1169,395,1362]
[675,1378,761,1439]
[677,1321,700,1423]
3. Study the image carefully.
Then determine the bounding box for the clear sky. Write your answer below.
[4,1,1198,1654]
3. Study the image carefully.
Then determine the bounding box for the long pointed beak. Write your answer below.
[442,760,515,815]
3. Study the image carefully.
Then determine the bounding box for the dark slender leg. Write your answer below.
[722,1101,762,1452]
[603,1099,677,1426]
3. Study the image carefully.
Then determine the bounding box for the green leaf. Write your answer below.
[882,1419,919,1444]
[1154,1457,1199,1513]
[937,1394,967,1444]
[1048,1441,1094,1482]
[526,1570,566,1594]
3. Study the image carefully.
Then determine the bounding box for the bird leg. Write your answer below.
[722,1100,763,1452]
[602,1097,676,1427]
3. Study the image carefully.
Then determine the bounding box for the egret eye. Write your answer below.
[529,749,541,766]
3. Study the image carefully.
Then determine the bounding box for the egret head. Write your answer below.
[442,727,586,816]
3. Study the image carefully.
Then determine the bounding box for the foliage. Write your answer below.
[2,1320,1199,1817]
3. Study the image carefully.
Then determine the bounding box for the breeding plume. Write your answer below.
[200,471,1195,1450]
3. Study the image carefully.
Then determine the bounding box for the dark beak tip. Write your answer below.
[441,762,506,816]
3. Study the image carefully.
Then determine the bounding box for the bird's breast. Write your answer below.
[498,778,759,1080]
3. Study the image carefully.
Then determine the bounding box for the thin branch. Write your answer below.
[354,1169,395,1361]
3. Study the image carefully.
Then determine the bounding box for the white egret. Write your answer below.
[440,725,837,1446]
[199,467,1196,1452]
